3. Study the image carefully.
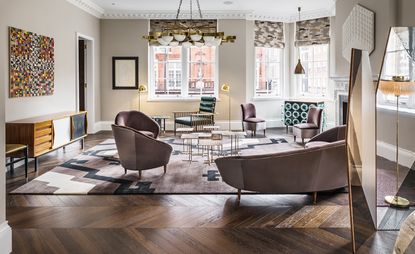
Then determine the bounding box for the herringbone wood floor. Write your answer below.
[6,130,398,253]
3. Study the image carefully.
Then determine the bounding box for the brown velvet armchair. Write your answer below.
[115,110,160,139]
[241,103,266,137]
[293,107,323,144]
[111,125,172,179]
[215,125,347,203]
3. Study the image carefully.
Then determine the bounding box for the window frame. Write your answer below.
[295,43,330,99]
[253,46,285,99]
[148,46,219,101]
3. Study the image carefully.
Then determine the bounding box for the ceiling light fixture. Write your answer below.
[143,0,236,47]
[294,6,305,75]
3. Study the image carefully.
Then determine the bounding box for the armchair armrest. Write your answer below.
[173,111,198,119]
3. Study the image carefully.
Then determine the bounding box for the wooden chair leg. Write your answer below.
[139,170,142,179]
[302,138,304,144]
[263,129,266,136]
[294,136,296,142]
[164,165,167,174]
[237,189,241,201]
[124,168,127,174]
[313,192,317,205]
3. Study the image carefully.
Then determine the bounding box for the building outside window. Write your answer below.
[255,47,283,97]
[298,44,329,97]
[150,46,217,99]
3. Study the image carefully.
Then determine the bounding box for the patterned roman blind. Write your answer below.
[254,21,285,48]
[295,17,330,47]
[150,19,217,34]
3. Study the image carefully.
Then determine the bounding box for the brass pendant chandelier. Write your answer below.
[143,0,236,47]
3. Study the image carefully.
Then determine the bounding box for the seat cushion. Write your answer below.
[244,117,265,123]
[138,131,155,138]
[175,116,213,126]
[293,123,318,129]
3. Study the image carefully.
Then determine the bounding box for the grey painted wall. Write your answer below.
[1,0,101,125]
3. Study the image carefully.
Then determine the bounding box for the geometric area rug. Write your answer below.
[11,136,298,195]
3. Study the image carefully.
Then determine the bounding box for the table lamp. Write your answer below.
[380,76,415,208]
[138,84,147,112]
[221,84,231,130]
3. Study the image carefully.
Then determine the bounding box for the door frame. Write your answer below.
[75,33,95,134]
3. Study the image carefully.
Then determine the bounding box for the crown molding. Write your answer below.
[65,0,105,18]
[65,0,335,22]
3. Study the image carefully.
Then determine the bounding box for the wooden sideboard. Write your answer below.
[6,111,87,171]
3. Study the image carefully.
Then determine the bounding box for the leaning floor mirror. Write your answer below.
[376,27,415,230]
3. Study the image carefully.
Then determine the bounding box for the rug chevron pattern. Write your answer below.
[11,136,299,195]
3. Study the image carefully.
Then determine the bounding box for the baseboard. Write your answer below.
[377,141,415,169]
[95,118,285,132]
[0,222,12,254]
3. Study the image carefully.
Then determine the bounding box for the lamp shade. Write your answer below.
[139,84,148,92]
[379,77,415,96]
[221,83,230,92]
[294,59,305,74]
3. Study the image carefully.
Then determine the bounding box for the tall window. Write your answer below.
[255,47,283,97]
[150,46,217,99]
[379,32,415,108]
[298,44,329,97]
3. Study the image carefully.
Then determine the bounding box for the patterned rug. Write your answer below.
[11,136,300,195]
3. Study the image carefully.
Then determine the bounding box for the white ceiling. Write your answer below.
[67,0,337,21]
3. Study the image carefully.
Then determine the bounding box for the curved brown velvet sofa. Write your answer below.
[215,125,347,202]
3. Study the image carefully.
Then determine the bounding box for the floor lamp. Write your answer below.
[380,76,415,208]
[221,84,231,130]
[138,84,147,112]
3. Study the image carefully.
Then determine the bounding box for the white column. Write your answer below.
[0,10,12,253]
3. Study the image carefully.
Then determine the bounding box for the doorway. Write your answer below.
[76,33,95,133]
[78,40,86,111]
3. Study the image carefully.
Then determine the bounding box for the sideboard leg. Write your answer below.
[34,157,38,172]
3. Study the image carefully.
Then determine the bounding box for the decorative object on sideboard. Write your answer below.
[221,83,231,130]
[294,7,305,75]
[9,27,55,98]
[143,0,235,47]
[138,84,147,111]
[380,76,415,208]
[112,57,139,90]
[342,4,375,62]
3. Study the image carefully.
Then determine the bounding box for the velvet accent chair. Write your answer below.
[173,96,216,135]
[215,125,347,203]
[293,107,323,144]
[111,124,172,179]
[241,103,266,137]
[115,110,160,139]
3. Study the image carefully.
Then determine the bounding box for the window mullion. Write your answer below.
[182,47,188,97]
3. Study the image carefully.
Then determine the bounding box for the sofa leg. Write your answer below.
[263,129,266,137]
[164,165,167,174]
[254,131,256,137]
[313,192,317,205]
[124,168,127,174]
[139,170,142,179]
[237,189,241,202]
[302,138,305,144]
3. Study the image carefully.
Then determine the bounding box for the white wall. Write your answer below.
[0,0,10,249]
[2,0,101,128]
[100,19,286,129]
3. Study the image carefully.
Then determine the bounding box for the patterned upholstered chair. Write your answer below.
[241,103,266,137]
[173,97,216,135]
[293,107,323,144]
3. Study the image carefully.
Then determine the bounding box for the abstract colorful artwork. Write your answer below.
[9,27,55,98]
